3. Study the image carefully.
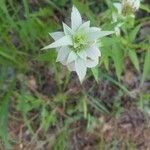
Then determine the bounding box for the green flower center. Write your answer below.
[122,1,134,16]
[72,33,87,52]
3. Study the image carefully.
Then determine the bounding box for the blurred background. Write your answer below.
[0,0,150,149]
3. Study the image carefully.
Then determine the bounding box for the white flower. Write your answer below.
[113,0,141,20]
[122,0,141,12]
[42,6,114,83]
[112,0,140,35]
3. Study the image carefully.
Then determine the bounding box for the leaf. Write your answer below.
[91,67,99,82]
[23,0,29,18]
[0,92,12,149]
[128,49,140,72]
[35,50,56,62]
[129,25,141,42]
[16,94,42,113]
[0,50,17,64]
[140,4,150,13]
[41,109,57,131]
[104,74,131,95]
[100,37,116,71]
[0,80,16,149]
[111,44,124,80]
[141,50,150,84]
[101,47,110,70]
[82,97,88,119]
[87,97,110,114]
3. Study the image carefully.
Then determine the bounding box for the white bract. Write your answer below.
[42,6,114,83]
[114,23,123,36]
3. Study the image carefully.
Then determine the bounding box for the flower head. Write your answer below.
[112,0,141,35]
[42,6,114,83]
[121,0,141,15]
[113,0,141,20]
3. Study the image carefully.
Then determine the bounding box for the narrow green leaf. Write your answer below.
[82,97,87,119]
[0,80,15,149]
[140,4,150,13]
[104,75,131,95]
[35,50,56,62]
[129,25,141,42]
[22,0,29,18]
[101,47,110,70]
[91,67,99,82]
[111,44,124,80]
[87,97,110,114]
[0,92,12,149]
[0,50,17,64]
[141,50,150,84]
[128,49,140,72]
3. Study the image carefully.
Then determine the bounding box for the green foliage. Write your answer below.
[41,106,57,131]
[112,42,124,80]
[0,81,15,149]
[16,94,42,114]
[128,49,140,72]
[91,66,99,82]
[53,128,69,150]
[138,93,150,115]
[141,50,150,84]
[52,0,68,7]
[0,93,11,149]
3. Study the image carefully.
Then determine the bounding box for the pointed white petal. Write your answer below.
[75,58,87,83]
[61,60,67,65]
[67,51,77,63]
[78,50,87,60]
[78,21,90,31]
[134,0,140,10]
[87,29,114,41]
[86,27,101,40]
[56,47,71,62]
[71,6,82,31]
[98,31,114,38]
[49,32,64,40]
[113,3,122,14]
[42,35,73,50]
[63,22,74,35]
[112,13,118,22]
[86,45,101,59]
[89,27,101,32]
[67,61,76,71]
[86,57,99,68]
[114,23,123,36]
